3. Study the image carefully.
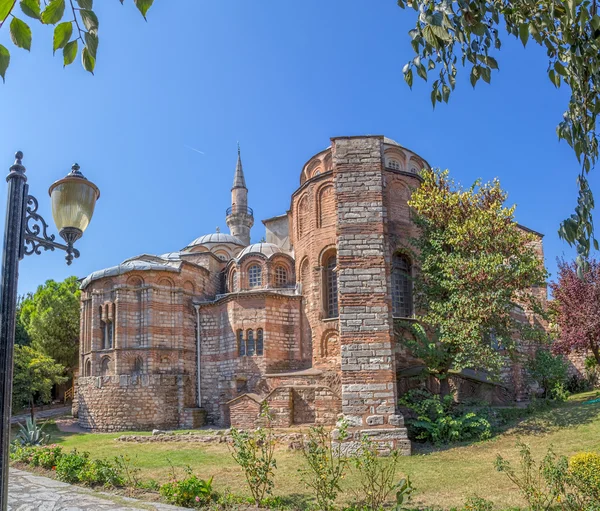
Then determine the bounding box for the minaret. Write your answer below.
[226,144,254,245]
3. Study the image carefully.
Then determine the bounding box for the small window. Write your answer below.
[100,357,110,376]
[325,254,339,318]
[388,159,401,170]
[392,254,412,317]
[238,330,245,356]
[248,264,262,288]
[247,330,255,356]
[256,329,264,356]
[107,322,113,350]
[133,357,144,375]
[84,359,92,377]
[275,266,288,287]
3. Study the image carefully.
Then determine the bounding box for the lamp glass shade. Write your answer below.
[49,176,100,233]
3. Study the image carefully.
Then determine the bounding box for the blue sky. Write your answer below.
[0,0,591,295]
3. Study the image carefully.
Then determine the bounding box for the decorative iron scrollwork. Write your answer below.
[22,193,80,264]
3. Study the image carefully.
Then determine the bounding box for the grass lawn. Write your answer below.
[19,391,600,510]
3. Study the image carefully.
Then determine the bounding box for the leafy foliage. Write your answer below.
[399,389,492,444]
[12,345,67,415]
[15,417,49,446]
[228,404,277,506]
[20,277,81,375]
[351,436,413,511]
[0,0,153,80]
[404,169,547,384]
[397,0,600,263]
[551,259,600,364]
[526,349,568,399]
[299,421,349,511]
[159,467,215,508]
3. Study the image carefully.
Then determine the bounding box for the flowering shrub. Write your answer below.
[568,452,600,504]
[9,444,35,464]
[159,469,214,508]
[29,444,63,470]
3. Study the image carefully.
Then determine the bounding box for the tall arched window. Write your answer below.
[231,270,239,292]
[256,329,264,356]
[325,254,338,318]
[392,254,412,317]
[84,359,92,377]
[387,158,401,170]
[248,264,262,288]
[246,330,255,356]
[107,321,113,349]
[274,266,288,287]
[133,357,144,375]
[238,329,245,356]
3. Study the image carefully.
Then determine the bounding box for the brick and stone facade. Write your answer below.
[76,136,547,454]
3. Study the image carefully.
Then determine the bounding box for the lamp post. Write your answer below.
[0,151,99,509]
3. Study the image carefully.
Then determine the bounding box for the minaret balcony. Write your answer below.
[226,206,254,217]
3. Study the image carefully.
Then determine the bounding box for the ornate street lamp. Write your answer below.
[0,152,99,509]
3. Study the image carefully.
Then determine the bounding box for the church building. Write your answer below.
[75,135,545,453]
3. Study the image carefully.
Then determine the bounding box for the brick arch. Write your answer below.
[157,277,174,288]
[322,151,332,171]
[386,178,412,224]
[297,194,309,239]
[269,258,294,288]
[384,147,407,170]
[240,256,267,290]
[407,155,426,175]
[321,329,339,358]
[183,280,195,294]
[126,275,144,287]
[83,358,92,377]
[317,183,335,228]
[100,356,111,376]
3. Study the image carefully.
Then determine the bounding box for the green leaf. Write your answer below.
[81,45,94,74]
[75,0,92,8]
[481,66,491,83]
[63,39,77,66]
[404,68,413,88]
[486,56,498,69]
[53,21,72,53]
[19,0,39,19]
[10,17,31,51]
[41,0,64,24]
[79,9,98,32]
[519,23,529,46]
[554,61,567,76]
[0,0,16,25]
[594,238,599,251]
[84,31,97,59]
[134,0,153,19]
[470,66,479,88]
[0,44,10,82]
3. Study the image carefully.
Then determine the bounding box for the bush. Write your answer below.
[9,444,35,464]
[351,436,413,511]
[29,444,63,470]
[565,374,591,394]
[54,449,125,488]
[569,452,600,504]
[462,495,494,511]
[160,468,214,508]
[527,349,568,399]
[400,389,492,444]
[55,449,90,483]
[299,420,349,511]
[228,404,277,506]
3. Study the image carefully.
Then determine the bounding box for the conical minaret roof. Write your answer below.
[232,143,246,189]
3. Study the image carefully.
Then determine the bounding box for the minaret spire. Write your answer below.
[226,143,253,245]
[233,142,246,189]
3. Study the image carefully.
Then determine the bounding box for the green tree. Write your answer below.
[20,276,81,376]
[398,0,600,265]
[12,344,68,420]
[15,296,30,346]
[0,0,153,80]
[402,168,548,395]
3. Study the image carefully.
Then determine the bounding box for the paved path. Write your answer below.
[11,406,71,425]
[9,469,187,510]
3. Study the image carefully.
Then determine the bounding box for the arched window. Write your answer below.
[325,254,338,318]
[274,266,288,287]
[238,329,245,356]
[84,359,92,377]
[133,357,144,375]
[392,254,412,317]
[246,330,255,356]
[100,357,110,376]
[256,329,264,356]
[99,306,106,348]
[248,264,262,288]
[231,270,239,292]
[107,321,113,349]
[388,159,401,170]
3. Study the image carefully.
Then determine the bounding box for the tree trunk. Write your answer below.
[439,374,451,397]
[591,344,600,365]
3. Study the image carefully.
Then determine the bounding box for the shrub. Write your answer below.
[299,420,348,511]
[228,404,277,506]
[550,381,570,402]
[569,452,600,504]
[527,349,568,399]
[400,389,492,444]
[29,444,63,470]
[79,458,125,487]
[15,418,49,446]
[351,436,413,510]
[565,374,591,394]
[9,443,35,464]
[462,495,494,511]
[55,449,90,484]
[160,468,214,508]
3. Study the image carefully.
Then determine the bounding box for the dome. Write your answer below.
[184,232,245,249]
[383,137,401,146]
[237,242,284,259]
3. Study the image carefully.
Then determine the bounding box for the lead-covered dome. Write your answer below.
[183,232,245,249]
[237,242,284,259]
